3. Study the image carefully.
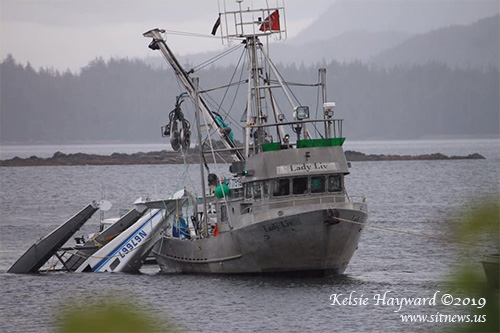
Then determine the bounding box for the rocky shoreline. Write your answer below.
[0,150,485,167]
[344,150,485,162]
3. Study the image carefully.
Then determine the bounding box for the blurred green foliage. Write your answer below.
[57,297,180,333]
[453,200,499,244]
[448,199,499,333]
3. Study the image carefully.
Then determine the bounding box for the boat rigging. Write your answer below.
[141,0,369,275]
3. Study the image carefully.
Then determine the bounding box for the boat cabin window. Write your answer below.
[269,174,342,197]
[244,181,270,200]
[245,175,342,200]
[262,182,270,199]
[253,182,262,199]
[292,177,308,195]
[328,175,342,192]
[110,258,120,271]
[245,183,252,199]
[231,187,243,199]
[273,178,290,196]
[311,176,325,193]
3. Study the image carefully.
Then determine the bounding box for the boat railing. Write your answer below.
[253,119,343,137]
[240,194,366,215]
[202,118,344,153]
[255,119,344,152]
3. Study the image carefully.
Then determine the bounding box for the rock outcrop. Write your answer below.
[0,149,485,167]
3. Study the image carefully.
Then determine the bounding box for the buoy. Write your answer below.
[214,184,230,198]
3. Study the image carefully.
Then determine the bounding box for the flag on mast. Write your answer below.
[259,10,280,32]
[211,17,221,35]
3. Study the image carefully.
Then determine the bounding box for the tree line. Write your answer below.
[1,54,498,144]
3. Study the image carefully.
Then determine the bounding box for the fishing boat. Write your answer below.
[143,0,368,274]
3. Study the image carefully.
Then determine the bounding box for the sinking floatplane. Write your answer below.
[142,0,368,274]
[8,194,193,274]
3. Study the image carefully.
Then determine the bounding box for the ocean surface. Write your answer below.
[1,139,499,332]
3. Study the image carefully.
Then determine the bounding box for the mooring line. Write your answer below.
[336,216,498,250]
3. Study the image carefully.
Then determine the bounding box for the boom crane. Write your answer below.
[143,28,244,162]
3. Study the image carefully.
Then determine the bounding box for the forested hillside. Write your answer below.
[371,15,500,69]
[1,54,498,144]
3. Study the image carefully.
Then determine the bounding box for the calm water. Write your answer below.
[1,139,498,332]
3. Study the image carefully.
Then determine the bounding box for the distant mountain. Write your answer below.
[268,30,411,65]
[150,2,499,70]
[370,15,500,69]
[293,0,499,44]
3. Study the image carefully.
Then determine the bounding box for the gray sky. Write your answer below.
[0,0,331,72]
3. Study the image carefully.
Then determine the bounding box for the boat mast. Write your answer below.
[218,1,294,154]
[247,36,265,154]
[320,68,328,137]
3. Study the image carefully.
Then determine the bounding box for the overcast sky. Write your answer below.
[0,0,331,72]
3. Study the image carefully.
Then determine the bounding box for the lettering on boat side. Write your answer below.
[262,219,299,233]
[276,162,338,175]
[119,230,148,258]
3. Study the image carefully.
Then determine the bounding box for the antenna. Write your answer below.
[98,200,112,212]
[219,0,286,42]
[99,182,110,221]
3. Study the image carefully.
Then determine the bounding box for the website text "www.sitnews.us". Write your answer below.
[400,313,486,323]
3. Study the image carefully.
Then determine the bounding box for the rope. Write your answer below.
[199,80,247,94]
[225,52,248,121]
[165,29,220,40]
[215,47,247,117]
[43,255,59,272]
[335,216,498,251]
[190,43,244,73]
[276,81,322,87]
[172,147,192,196]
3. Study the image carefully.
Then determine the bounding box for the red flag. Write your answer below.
[259,10,280,32]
